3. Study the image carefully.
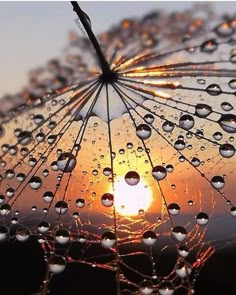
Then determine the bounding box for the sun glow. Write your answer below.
[113,178,153,216]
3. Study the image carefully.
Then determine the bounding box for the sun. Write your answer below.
[112,178,153,216]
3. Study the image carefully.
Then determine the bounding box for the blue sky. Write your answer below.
[0,1,234,96]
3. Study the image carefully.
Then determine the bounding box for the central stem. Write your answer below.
[71,1,117,82]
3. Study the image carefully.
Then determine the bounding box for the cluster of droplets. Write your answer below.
[0,3,236,295]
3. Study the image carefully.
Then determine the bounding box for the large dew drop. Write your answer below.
[142,231,157,246]
[171,226,187,242]
[28,176,42,190]
[124,171,140,186]
[48,255,66,274]
[136,124,152,140]
[219,143,235,158]
[18,131,32,146]
[179,114,195,130]
[218,114,236,133]
[57,152,77,172]
[211,175,225,189]
[195,104,212,118]
[152,165,167,181]
[101,231,116,248]
[206,84,222,96]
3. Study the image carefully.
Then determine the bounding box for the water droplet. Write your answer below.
[35,132,45,143]
[166,164,174,173]
[228,79,236,89]
[168,203,180,215]
[16,227,31,242]
[125,171,140,185]
[57,152,77,172]
[191,157,201,167]
[142,231,157,246]
[48,255,66,274]
[54,201,68,214]
[152,165,167,181]
[171,226,187,241]
[1,144,9,153]
[18,131,32,146]
[230,206,236,216]
[6,188,15,198]
[200,39,218,53]
[218,114,236,133]
[159,281,174,295]
[179,114,195,130]
[38,221,50,233]
[0,195,5,204]
[47,135,57,145]
[43,191,54,203]
[29,176,42,190]
[195,104,212,118]
[221,102,233,111]
[0,204,11,215]
[103,167,112,176]
[144,113,154,124]
[162,121,174,132]
[196,212,209,225]
[136,124,152,140]
[178,245,189,257]
[16,173,25,182]
[197,79,206,85]
[33,114,45,126]
[101,231,116,248]
[76,198,85,208]
[215,22,234,37]
[6,169,15,179]
[211,175,225,189]
[206,84,222,96]
[77,234,87,243]
[139,280,154,295]
[126,142,133,149]
[213,131,223,141]
[29,157,37,167]
[174,140,185,150]
[101,193,114,207]
[219,143,235,158]
[176,262,192,278]
[55,229,70,244]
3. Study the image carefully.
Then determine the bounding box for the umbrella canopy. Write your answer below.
[0,2,236,294]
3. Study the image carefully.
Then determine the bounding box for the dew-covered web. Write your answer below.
[0,3,236,295]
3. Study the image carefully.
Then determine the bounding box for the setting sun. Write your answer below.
[112,178,153,216]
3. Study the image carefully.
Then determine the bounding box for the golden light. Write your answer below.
[113,178,153,216]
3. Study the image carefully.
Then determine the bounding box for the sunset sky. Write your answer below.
[0,1,234,96]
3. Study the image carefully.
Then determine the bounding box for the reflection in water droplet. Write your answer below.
[206,84,222,96]
[195,104,212,118]
[179,114,195,130]
[152,165,167,180]
[215,22,234,37]
[57,152,77,172]
[200,39,218,52]
[221,102,233,111]
[211,175,225,189]
[136,124,152,140]
[219,143,235,158]
[218,114,236,133]
[125,171,140,185]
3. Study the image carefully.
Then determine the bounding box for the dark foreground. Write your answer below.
[0,236,235,295]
